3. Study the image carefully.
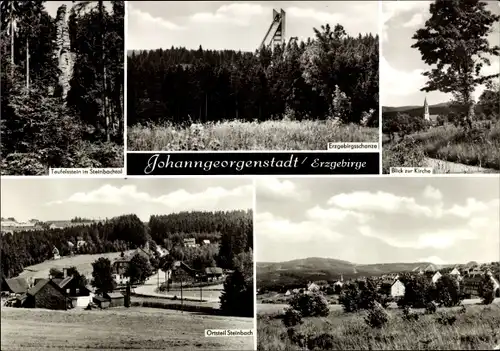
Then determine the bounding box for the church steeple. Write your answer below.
[423,96,430,121]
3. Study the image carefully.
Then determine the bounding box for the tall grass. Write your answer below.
[258,304,500,350]
[383,121,500,173]
[128,119,378,151]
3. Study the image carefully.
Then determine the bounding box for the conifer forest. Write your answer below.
[128,24,379,151]
[0,1,124,175]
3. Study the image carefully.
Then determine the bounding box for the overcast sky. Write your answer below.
[381,1,500,107]
[256,177,500,265]
[1,178,253,222]
[127,1,378,51]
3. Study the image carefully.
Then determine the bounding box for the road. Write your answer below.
[134,269,223,303]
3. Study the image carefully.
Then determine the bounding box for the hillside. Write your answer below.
[256,257,453,289]
[382,102,451,119]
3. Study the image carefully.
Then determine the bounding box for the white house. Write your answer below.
[450,268,460,276]
[285,290,291,296]
[53,247,60,260]
[113,273,130,286]
[431,271,442,284]
[76,237,86,249]
[156,246,169,257]
[307,282,320,292]
[202,240,210,245]
[183,238,197,248]
[391,279,405,297]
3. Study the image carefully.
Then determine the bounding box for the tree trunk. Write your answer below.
[26,38,29,90]
[99,1,110,142]
[10,1,14,68]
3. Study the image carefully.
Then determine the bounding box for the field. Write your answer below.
[17,252,132,280]
[382,122,500,173]
[257,301,500,350]
[128,119,378,151]
[1,307,254,350]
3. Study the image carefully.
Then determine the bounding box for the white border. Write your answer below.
[378,0,383,175]
[123,0,128,172]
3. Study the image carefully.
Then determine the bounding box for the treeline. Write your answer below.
[149,210,253,250]
[128,24,378,126]
[0,1,124,175]
[0,214,146,278]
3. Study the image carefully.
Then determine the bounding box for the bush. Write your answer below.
[425,302,437,314]
[288,292,330,317]
[283,308,303,327]
[365,302,389,329]
[478,275,496,305]
[308,333,336,350]
[434,274,462,307]
[402,306,420,322]
[219,269,253,317]
[436,312,457,326]
[339,283,361,312]
[398,274,433,308]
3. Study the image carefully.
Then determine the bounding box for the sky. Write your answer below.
[127,1,378,51]
[1,178,253,223]
[381,1,500,107]
[44,1,113,19]
[256,177,500,265]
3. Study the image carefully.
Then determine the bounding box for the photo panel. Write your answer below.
[126,1,380,175]
[381,0,500,174]
[255,176,500,350]
[0,1,125,176]
[1,177,255,350]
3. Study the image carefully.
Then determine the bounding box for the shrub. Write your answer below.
[402,306,420,322]
[434,274,462,307]
[283,308,303,327]
[365,302,389,329]
[425,302,437,314]
[398,274,433,308]
[478,275,496,305]
[220,269,253,317]
[436,312,457,326]
[308,333,336,350]
[339,283,361,312]
[288,292,329,317]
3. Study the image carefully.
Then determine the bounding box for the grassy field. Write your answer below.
[383,122,500,173]
[257,302,500,350]
[17,251,132,280]
[128,119,378,151]
[1,307,254,350]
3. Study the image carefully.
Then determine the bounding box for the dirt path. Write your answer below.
[424,157,499,174]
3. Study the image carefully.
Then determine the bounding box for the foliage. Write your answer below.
[411,0,500,124]
[364,302,389,329]
[91,257,115,294]
[219,268,253,317]
[288,292,330,318]
[50,268,64,279]
[0,1,124,173]
[67,266,88,287]
[425,302,437,314]
[434,274,462,307]
[283,308,303,328]
[339,279,387,312]
[128,25,378,126]
[125,254,153,285]
[398,274,433,308]
[478,275,496,305]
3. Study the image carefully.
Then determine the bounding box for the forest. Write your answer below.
[128,24,379,150]
[0,1,124,175]
[0,210,253,279]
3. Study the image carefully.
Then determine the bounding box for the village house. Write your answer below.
[450,267,461,276]
[112,243,155,285]
[202,239,210,245]
[172,261,200,283]
[183,238,197,248]
[431,271,442,284]
[76,237,87,250]
[53,268,93,307]
[390,279,405,297]
[1,276,29,296]
[53,247,60,260]
[103,292,125,307]
[307,282,320,292]
[93,295,110,309]
[24,279,70,310]
[204,267,224,282]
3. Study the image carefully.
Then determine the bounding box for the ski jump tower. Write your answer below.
[260,9,286,50]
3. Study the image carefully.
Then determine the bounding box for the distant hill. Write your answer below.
[257,257,461,290]
[382,102,451,119]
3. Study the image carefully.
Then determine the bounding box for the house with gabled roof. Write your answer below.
[1,276,29,295]
[24,279,70,310]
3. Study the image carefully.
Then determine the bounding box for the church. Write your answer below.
[423,97,439,123]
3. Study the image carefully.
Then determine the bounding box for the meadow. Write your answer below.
[382,122,500,174]
[1,307,254,351]
[16,251,132,280]
[257,302,500,350]
[128,119,379,151]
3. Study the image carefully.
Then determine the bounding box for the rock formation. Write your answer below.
[54,5,75,100]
